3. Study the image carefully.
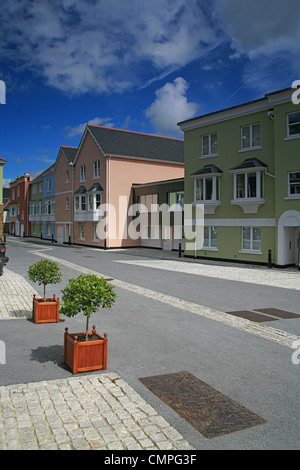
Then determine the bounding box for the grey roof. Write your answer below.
[190,164,223,177]
[61,146,77,163]
[87,182,103,192]
[229,158,267,171]
[87,125,184,164]
[74,186,87,194]
[30,163,55,184]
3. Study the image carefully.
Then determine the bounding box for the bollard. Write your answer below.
[179,242,182,258]
[268,249,272,268]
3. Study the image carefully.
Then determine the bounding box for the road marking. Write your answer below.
[31,250,300,350]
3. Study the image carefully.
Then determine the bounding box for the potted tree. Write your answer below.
[28,260,62,324]
[60,273,117,375]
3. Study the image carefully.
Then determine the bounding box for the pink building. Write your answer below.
[55,125,184,248]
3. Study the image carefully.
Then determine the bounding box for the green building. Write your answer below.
[178,88,300,267]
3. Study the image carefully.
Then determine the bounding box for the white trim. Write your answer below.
[184,218,275,227]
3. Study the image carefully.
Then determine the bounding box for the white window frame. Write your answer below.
[93,160,100,179]
[80,165,86,182]
[240,227,262,253]
[194,176,220,203]
[241,123,261,150]
[80,224,85,240]
[287,111,300,138]
[203,226,218,250]
[287,171,300,198]
[201,133,217,157]
[233,170,263,200]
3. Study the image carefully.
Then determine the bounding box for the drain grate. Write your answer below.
[254,308,300,319]
[139,371,266,439]
[225,310,277,322]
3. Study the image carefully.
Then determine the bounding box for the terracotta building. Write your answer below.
[9,173,31,237]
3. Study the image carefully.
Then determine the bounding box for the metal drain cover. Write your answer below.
[225,310,277,322]
[139,371,266,439]
[254,308,300,319]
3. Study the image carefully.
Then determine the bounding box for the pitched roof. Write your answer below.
[61,146,77,164]
[190,164,223,177]
[229,158,267,171]
[86,125,184,164]
[30,163,55,183]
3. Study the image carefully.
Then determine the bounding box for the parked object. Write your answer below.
[60,274,117,374]
[27,260,62,324]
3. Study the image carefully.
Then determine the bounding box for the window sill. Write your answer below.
[238,146,262,153]
[199,154,218,160]
[284,135,300,141]
[230,198,265,214]
[284,195,300,200]
[201,246,219,252]
[239,249,262,255]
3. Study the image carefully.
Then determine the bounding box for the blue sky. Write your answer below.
[0,0,299,185]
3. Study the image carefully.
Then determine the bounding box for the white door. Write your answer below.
[57,225,64,244]
[65,224,70,243]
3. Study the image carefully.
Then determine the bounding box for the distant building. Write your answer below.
[28,164,56,240]
[9,173,31,237]
[0,158,7,239]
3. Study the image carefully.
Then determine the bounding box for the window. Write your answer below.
[39,182,43,192]
[81,195,86,211]
[139,194,158,212]
[195,176,220,201]
[12,189,15,200]
[32,185,37,195]
[80,224,85,240]
[80,165,86,182]
[66,170,69,183]
[241,123,260,149]
[94,224,99,240]
[47,178,51,191]
[287,112,300,137]
[75,196,80,212]
[202,133,217,156]
[95,193,101,209]
[242,227,261,252]
[93,161,100,178]
[65,197,69,210]
[17,186,20,197]
[234,171,263,199]
[288,172,300,196]
[203,227,218,249]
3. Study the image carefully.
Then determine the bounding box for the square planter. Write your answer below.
[33,294,60,324]
[64,326,107,375]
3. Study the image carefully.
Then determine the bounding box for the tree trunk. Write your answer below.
[85,315,89,341]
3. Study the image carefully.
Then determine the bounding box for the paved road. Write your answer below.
[0,236,300,450]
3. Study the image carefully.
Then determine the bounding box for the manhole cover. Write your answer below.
[254,308,300,319]
[139,371,266,439]
[225,310,277,322]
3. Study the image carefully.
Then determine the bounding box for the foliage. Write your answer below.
[60,274,117,341]
[28,259,62,300]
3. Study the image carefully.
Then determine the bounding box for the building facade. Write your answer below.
[0,158,7,239]
[29,164,56,240]
[62,125,184,248]
[9,173,31,237]
[178,88,300,267]
[132,178,184,250]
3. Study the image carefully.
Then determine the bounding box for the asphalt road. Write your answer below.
[1,236,300,450]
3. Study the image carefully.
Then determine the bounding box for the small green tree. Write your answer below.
[28,260,62,301]
[60,274,117,341]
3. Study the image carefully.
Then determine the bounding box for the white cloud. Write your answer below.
[0,0,219,95]
[145,77,198,136]
[65,117,114,138]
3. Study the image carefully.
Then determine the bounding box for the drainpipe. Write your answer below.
[70,161,74,244]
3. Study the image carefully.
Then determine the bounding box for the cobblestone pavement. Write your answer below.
[0,372,193,450]
[0,268,194,450]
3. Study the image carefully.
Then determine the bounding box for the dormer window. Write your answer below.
[190,164,222,214]
[230,158,266,213]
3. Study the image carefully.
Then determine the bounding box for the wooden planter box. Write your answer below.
[33,294,60,324]
[64,326,107,375]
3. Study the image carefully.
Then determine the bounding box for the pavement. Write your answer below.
[0,238,300,451]
[0,266,194,451]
